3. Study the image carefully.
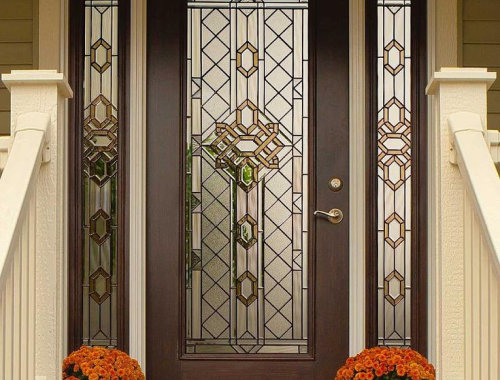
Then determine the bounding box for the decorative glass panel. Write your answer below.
[186,0,309,354]
[82,0,120,347]
[376,0,412,347]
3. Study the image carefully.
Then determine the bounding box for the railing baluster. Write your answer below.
[28,197,36,379]
[480,237,490,379]
[0,292,5,380]
[21,210,30,379]
[491,264,500,378]
[13,236,21,379]
[472,212,481,375]
[5,264,14,380]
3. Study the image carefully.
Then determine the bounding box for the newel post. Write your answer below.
[426,68,496,379]
[2,70,73,379]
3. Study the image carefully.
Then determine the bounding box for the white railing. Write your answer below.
[448,112,500,379]
[0,136,10,175]
[0,112,51,380]
[427,68,498,379]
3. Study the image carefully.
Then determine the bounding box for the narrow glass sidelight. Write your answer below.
[82,0,120,347]
[185,0,309,354]
[376,0,412,347]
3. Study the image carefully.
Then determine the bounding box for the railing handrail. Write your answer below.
[0,112,50,287]
[0,136,10,172]
[449,111,500,274]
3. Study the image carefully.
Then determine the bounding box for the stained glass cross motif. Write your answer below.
[203,99,285,192]
[186,0,309,354]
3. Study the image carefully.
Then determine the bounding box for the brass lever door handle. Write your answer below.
[314,208,344,224]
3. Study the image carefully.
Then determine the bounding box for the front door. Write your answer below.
[146,0,349,379]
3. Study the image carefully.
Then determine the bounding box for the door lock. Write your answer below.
[328,178,343,192]
[314,208,344,224]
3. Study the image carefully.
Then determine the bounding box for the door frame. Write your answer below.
[61,0,436,368]
[127,0,434,368]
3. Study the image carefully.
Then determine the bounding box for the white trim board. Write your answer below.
[129,0,148,370]
[349,0,367,356]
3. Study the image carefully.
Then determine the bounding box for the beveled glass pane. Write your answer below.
[82,0,120,348]
[186,0,309,354]
[376,0,412,348]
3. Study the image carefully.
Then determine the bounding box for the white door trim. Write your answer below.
[129,0,147,369]
[128,0,368,363]
[349,0,366,356]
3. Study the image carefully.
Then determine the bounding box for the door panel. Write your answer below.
[147,0,349,378]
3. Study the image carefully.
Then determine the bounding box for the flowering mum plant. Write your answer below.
[62,346,145,380]
[335,347,435,380]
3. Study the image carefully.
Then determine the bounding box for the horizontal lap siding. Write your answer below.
[0,0,37,135]
[461,0,500,129]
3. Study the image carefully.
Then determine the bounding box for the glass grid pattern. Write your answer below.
[376,0,412,348]
[185,0,309,354]
[82,0,120,347]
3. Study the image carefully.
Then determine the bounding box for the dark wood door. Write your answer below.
[146,0,349,379]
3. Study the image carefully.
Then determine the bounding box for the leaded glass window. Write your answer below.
[376,0,412,347]
[81,0,121,347]
[185,0,310,354]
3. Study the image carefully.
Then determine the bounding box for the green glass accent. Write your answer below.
[95,155,106,179]
[191,194,201,210]
[242,164,253,185]
[241,222,251,243]
[186,143,193,286]
[111,175,117,224]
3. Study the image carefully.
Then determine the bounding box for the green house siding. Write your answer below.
[460,0,500,129]
[0,0,38,135]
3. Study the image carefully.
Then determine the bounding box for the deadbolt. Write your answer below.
[314,208,344,224]
[328,178,343,192]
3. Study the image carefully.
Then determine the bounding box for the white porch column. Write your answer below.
[2,70,72,380]
[426,68,496,380]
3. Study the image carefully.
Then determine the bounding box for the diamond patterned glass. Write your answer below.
[82,0,120,347]
[186,0,309,354]
[376,0,412,347]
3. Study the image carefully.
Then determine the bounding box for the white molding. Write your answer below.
[349,0,366,356]
[129,0,147,369]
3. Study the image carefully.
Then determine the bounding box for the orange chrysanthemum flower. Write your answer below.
[62,346,145,380]
[335,347,436,380]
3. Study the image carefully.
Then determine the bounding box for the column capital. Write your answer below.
[426,68,496,95]
[2,70,73,99]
